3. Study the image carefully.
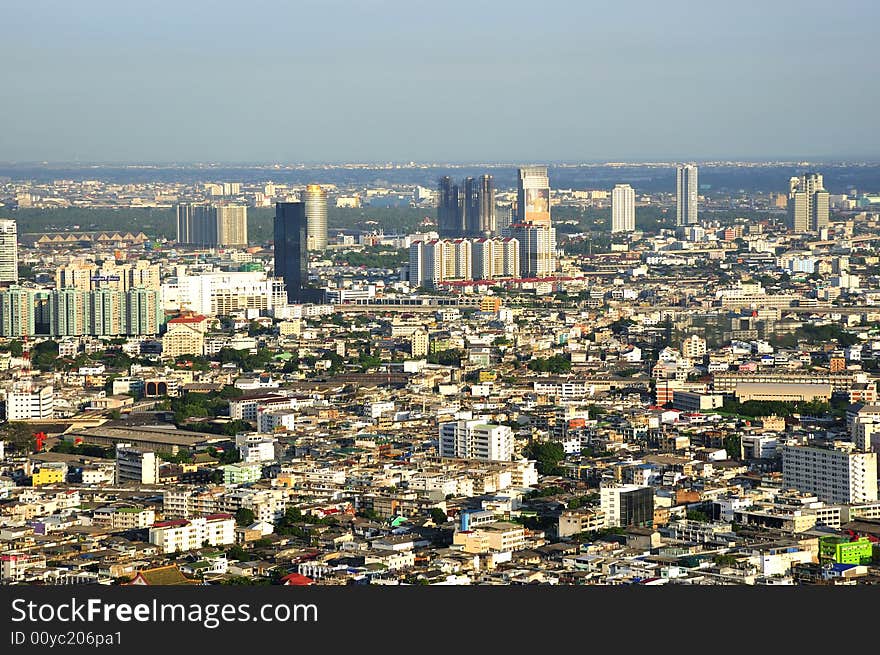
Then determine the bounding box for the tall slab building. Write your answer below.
[676,164,699,226]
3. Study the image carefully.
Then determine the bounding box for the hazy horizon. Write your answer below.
[2,0,878,163]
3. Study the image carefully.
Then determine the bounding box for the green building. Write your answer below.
[819,536,873,565]
[222,463,262,485]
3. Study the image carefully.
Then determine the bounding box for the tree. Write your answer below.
[430,508,448,525]
[522,441,566,476]
[235,508,256,527]
[723,435,741,459]
[0,422,39,452]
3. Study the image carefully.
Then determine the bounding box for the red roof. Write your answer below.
[169,315,208,324]
[205,513,234,521]
[280,573,314,586]
[152,519,189,528]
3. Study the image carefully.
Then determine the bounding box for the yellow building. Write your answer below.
[32,466,65,486]
[480,296,502,313]
[162,314,209,358]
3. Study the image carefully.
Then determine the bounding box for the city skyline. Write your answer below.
[1,0,878,163]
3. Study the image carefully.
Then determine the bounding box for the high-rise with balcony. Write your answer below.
[611,184,636,233]
[782,442,877,504]
[0,219,18,283]
[788,173,830,233]
[176,204,247,247]
[302,184,328,250]
[676,164,699,226]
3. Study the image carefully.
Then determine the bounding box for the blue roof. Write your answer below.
[832,563,857,572]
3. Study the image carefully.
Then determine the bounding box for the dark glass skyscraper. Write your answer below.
[437,176,461,238]
[477,174,496,236]
[274,202,308,303]
[437,174,496,238]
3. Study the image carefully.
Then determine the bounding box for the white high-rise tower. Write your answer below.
[611,184,636,233]
[676,164,699,226]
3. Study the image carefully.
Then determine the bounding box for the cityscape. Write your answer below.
[2,0,880,601]
[2,159,880,587]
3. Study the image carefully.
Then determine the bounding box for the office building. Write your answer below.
[788,173,830,233]
[600,483,654,528]
[611,184,636,233]
[303,184,328,251]
[676,164,699,226]
[162,314,210,358]
[176,204,248,247]
[506,224,556,278]
[438,419,514,461]
[516,166,551,227]
[274,202,309,303]
[0,219,17,284]
[782,442,877,504]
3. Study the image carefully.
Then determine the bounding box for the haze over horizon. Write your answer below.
[2,0,878,163]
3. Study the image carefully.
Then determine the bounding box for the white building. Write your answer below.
[0,219,17,283]
[162,271,286,316]
[611,184,636,233]
[438,419,514,461]
[236,434,278,463]
[115,443,159,485]
[3,385,54,420]
[782,442,878,504]
[149,515,236,554]
[676,164,699,226]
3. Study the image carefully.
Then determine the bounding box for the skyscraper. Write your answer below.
[788,173,830,233]
[0,219,18,283]
[676,164,699,226]
[611,184,636,233]
[516,166,551,227]
[302,184,328,250]
[462,177,480,237]
[438,175,496,238]
[477,174,496,236]
[274,202,308,303]
[176,204,248,247]
[437,176,462,238]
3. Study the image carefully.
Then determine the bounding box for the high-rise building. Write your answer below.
[611,184,636,233]
[676,164,699,226]
[782,442,877,504]
[0,219,18,284]
[439,175,497,238]
[0,287,34,337]
[471,237,519,281]
[506,224,556,278]
[302,184,328,251]
[437,177,461,238]
[788,173,830,233]
[127,288,161,335]
[176,204,247,247]
[216,205,248,246]
[274,202,308,303]
[516,166,551,227]
[438,419,514,461]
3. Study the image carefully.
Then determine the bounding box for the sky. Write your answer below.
[1,0,878,163]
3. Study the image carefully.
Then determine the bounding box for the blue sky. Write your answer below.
[1,0,877,162]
